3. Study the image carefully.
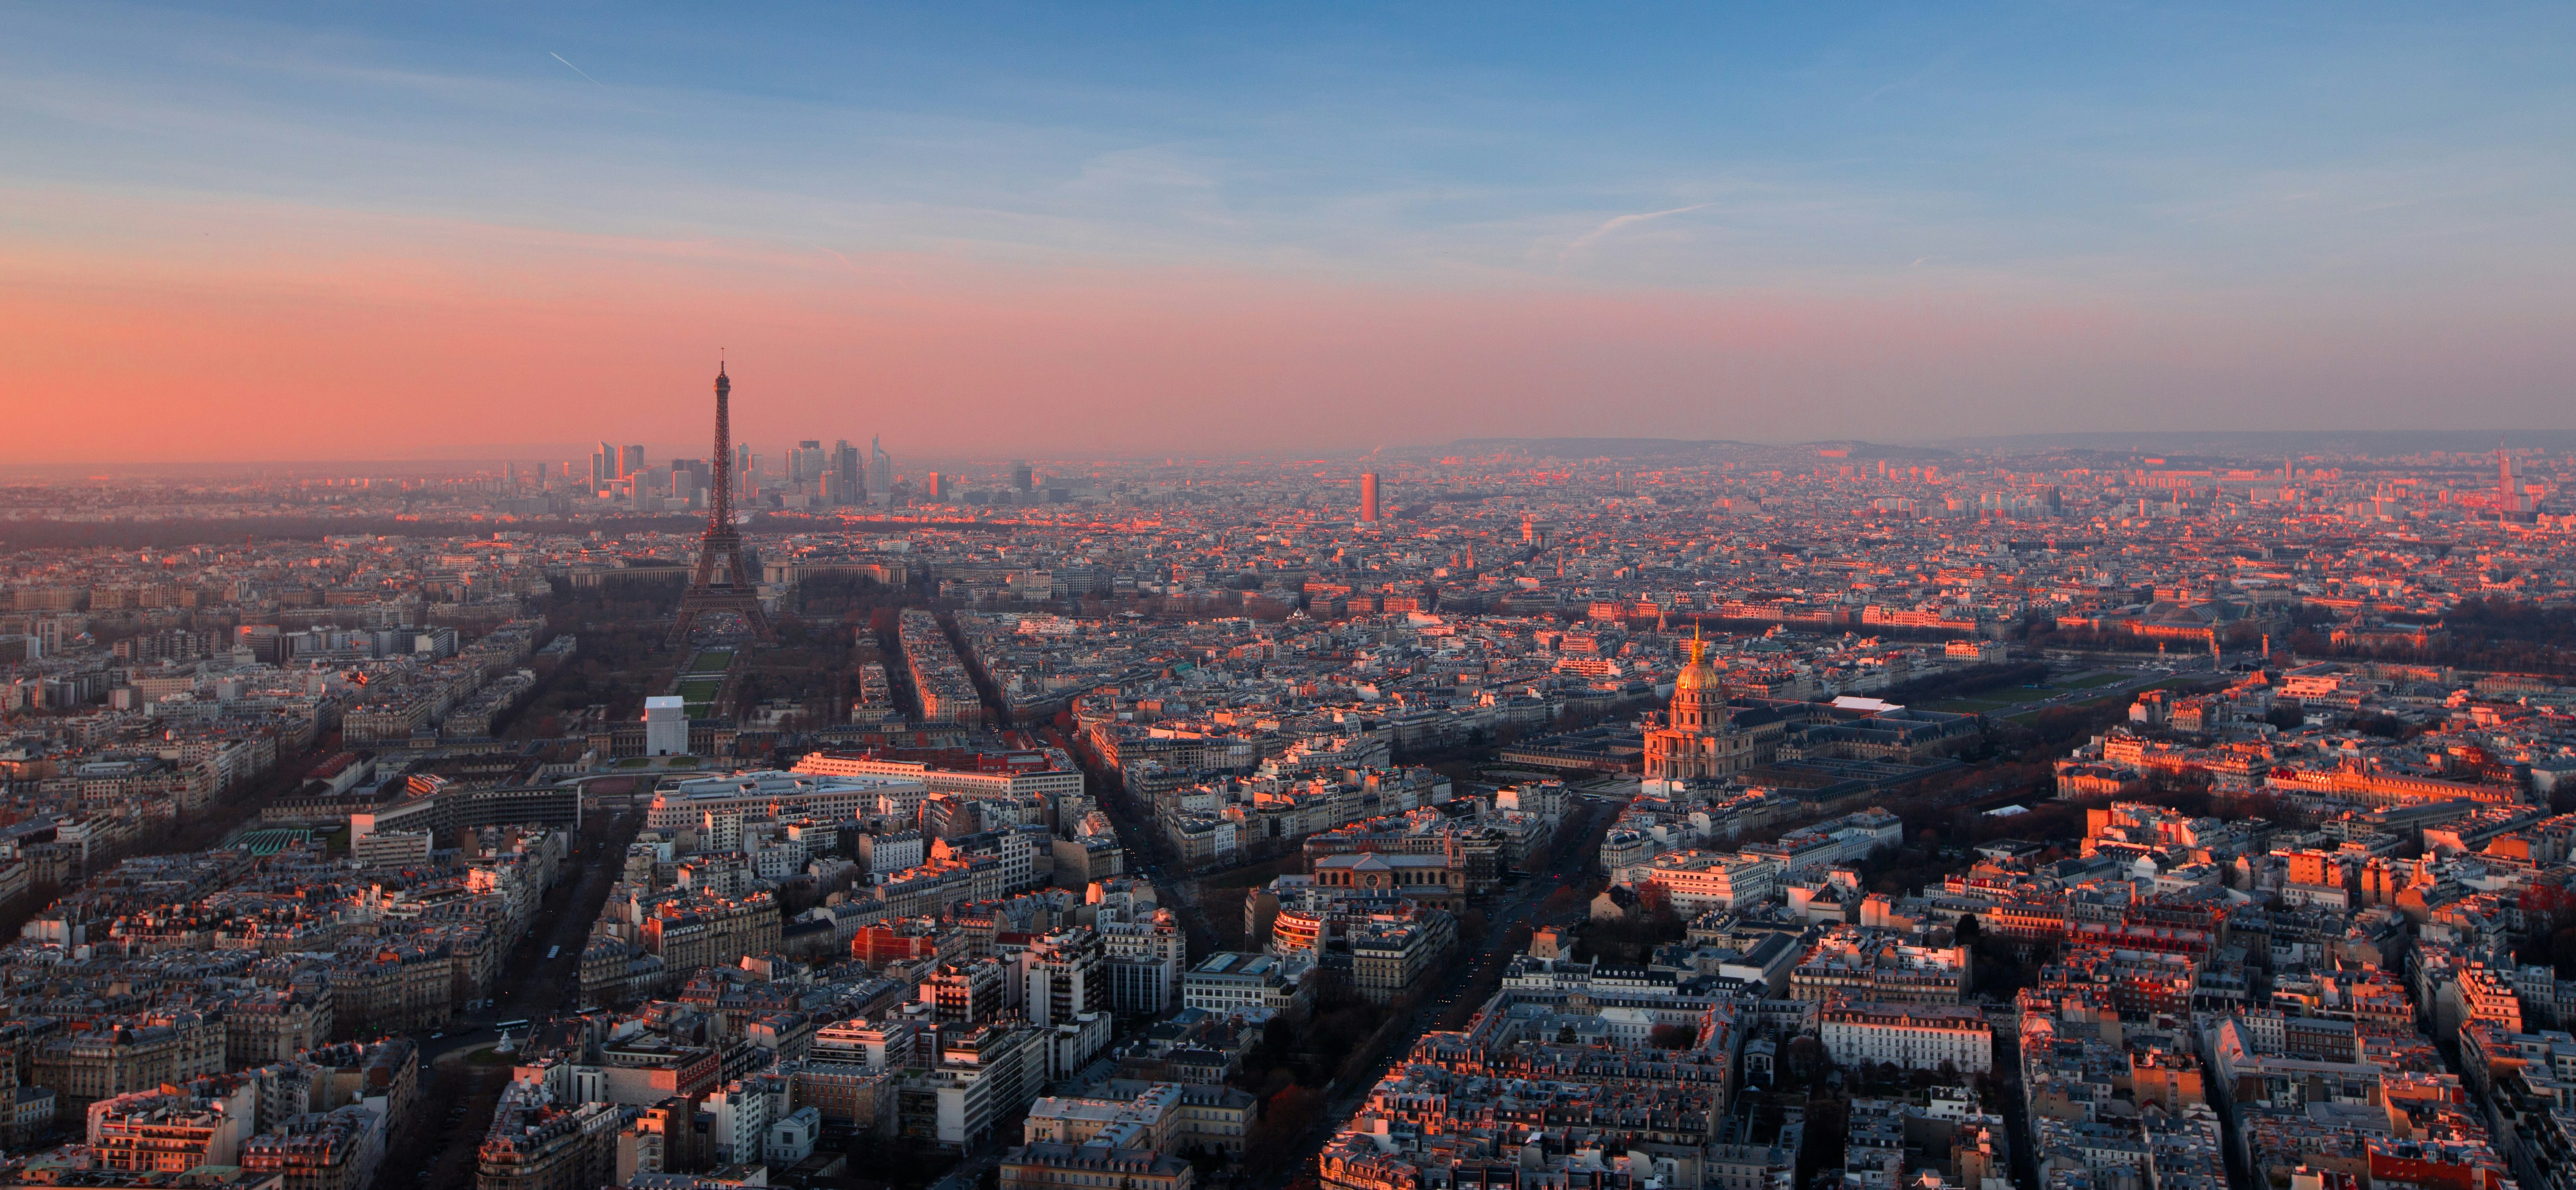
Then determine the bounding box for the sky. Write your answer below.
[3,2,2574,463]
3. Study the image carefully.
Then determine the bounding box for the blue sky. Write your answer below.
[4,2,2574,457]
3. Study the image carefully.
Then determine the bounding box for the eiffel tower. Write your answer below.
[668,363,774,646]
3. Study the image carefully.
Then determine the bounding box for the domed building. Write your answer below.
[1644,629,1756,784]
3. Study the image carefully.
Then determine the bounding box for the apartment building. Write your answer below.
[1820,1003,1993,1072]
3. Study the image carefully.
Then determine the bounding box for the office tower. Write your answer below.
[504,462,515,487]
[925,472,946,502]
[621,445,645,479]
[792,440,825,484]
[835,441,861,507]
[593,442,615,491]
[1011,461,1034,492]
[669,364,773,644]
[670,459,708,506]
[1360,472,1381,522]
[869,436,892,499]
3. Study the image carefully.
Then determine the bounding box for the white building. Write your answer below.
[644,696,689,756]
[1625,851,1780,914]
[1181,952,1314,1020]
[792,751,1085,811]
[763,1105,820,1165]
[855,829,927,875]
[1820,1003,1992,1072]
[647,771,926,829]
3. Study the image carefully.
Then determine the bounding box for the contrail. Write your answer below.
[1565,202,1714,254]
[551,52,608,89]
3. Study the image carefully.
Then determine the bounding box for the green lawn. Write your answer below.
[687,650,734,674]
[1915,667,2153,717]
[1918,681,2072,714]
[1999,676,2219,722]
[1921,696,2022,713]
[676,677,723,701]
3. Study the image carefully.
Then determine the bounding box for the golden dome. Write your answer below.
[1673,630,1718,693]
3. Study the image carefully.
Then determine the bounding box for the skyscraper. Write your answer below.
[1359,472,1381,522]
[868,436,892,501]
[621,445,644,479]
[593,442,615,491]
[1011,461,1034,492]
[834,441,861,507]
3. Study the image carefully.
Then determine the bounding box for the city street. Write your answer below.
[1251,796,1614,1190]
[390,797,643,1190]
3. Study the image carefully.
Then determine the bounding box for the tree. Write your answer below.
[1648,1023,1698,1050]
[1634,880,1674,919]
[1244,1085,1321,1168]
[1783,1036,1826,1087]
[1954,913,1982,949]
[2551,925,2576,979]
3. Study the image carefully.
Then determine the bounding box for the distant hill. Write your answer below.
[1393,437,1953,463]
[1924,429,2576,457]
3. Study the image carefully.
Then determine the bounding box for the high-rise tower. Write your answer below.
[1360,472,1381,522]
[669,364,774,645]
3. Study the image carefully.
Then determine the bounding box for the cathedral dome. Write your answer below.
[1673,632,1719,695]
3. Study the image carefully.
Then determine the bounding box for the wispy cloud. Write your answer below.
[1564,202,1713,254]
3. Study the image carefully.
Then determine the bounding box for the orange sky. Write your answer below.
[4,191,2571,464]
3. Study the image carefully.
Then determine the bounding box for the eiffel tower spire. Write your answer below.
[669,363,773,645]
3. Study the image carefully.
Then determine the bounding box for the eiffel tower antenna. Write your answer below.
[668,362,773,646]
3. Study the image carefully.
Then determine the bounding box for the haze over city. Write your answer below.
[14,13,2576,1190]
[7,3,2576,462]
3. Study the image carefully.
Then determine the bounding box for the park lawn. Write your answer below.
[676,677,723,702]
[2059,672,2127,689]
[1919,681,2077,714]
[1921,697,2020,713]
[687,650,734,673]
[2001,675,2221,722]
